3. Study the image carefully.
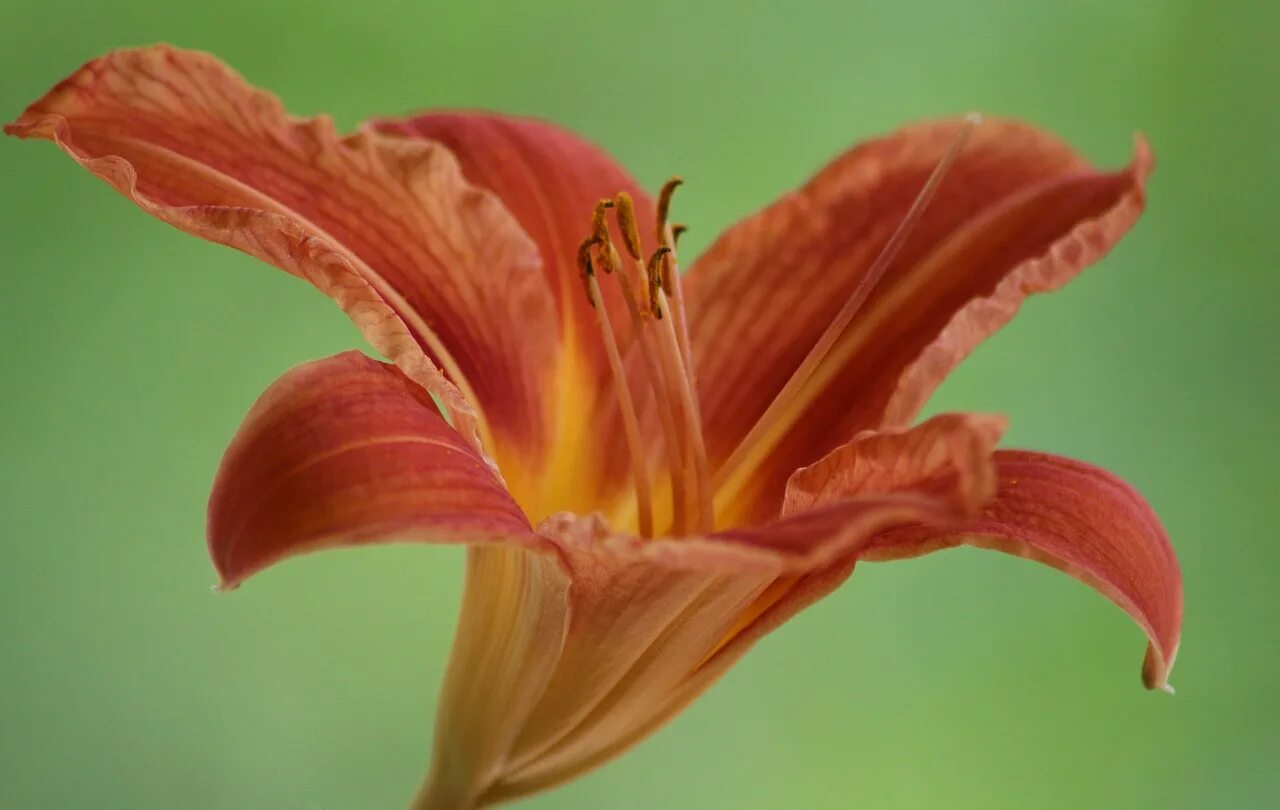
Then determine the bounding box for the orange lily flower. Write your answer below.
[7,46,1181,809]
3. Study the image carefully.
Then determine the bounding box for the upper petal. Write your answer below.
[687,117,1151,525]
[863,450,1183,690]
[208,351,541,589]
[6,47,559,466]
[374,112,659,513]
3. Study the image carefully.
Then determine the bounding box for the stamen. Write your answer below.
[650,282,714,532]
[658,230,700,432]
[654,177,711,531]
[595,221,690,533]
[576,238,599,307]
[656,177,683,243]
[591,199,617,271]
[614,192,645,260]
[655,180,699,382]
[578,238,654,538]
[670,223,688,247]
[646,247,672,318]
[712,114,983,499]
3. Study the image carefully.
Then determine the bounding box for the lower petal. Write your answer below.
[208,351,541,589]
[481,414,1006,799]
[862,450,1182,690]
[414,545,571,809]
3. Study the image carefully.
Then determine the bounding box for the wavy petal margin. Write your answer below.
[6,46,561,463]
[692,118,1152,524]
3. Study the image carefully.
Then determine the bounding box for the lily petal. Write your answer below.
[482,413,1004,801]
[862,450,1182,691]
[416,545,571,810]
[689,118,1151,524]
[783,411,1008,517]
[6,47,559,462]
[208,351,540,589]
[375,112,658,513]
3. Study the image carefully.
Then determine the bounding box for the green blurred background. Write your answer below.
[1,1,1276,808]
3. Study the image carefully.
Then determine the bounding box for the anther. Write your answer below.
[590,200,623,274]
[576,238,598,307]
[670,223,687,247]
[646,247,672,318]
[656,177,683,243]
[591,199,615,242]
[614,192,644,260]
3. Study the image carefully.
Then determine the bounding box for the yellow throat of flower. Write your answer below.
[523,115,980,540]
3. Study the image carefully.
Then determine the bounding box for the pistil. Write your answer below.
[712,114,983,503]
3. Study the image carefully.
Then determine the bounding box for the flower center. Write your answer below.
[577,179,710,538]
[578,115,979,540]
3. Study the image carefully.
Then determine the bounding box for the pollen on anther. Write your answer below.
[647,247,672,317]
[576,238,599,307]
[657,176,683,235]
[591,199,615,242]
[614,192,644,260]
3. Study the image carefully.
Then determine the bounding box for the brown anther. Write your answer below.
[590,199,622,273]
[648,245,676,296]
[656,177,683,242]
[614,192,644,260]
[647,247,673,318]
[591,199,615,243]
[670,223,687,247]
[576,237,598,306]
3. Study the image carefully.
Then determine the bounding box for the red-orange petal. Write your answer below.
[6,47,559,464]
[863,450,1182,691]
[374,112,659,506]
[208,351,540,589]
[374,112,657,367]
[687,118,1151,524]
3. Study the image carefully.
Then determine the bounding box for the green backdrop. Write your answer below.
[2,1,1276,808]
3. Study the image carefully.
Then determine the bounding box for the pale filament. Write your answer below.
[580,190,713,536]
[648,263,713,533]
[711,114,983,505]
[656,180,701,432]
[579,245,654,538]
[655,205,709,532]
[604,240,690,534]
[618,191,713,534]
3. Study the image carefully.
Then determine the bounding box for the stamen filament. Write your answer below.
[712,114,982,498]
[604,236,691,534]
[578,240,654,538]
[661,223,699,405]
[651,282,714,533]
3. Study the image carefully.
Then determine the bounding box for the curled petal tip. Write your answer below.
[964,111,984,126]
[1142,641,1179,693]
[1159,683,1176,696]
